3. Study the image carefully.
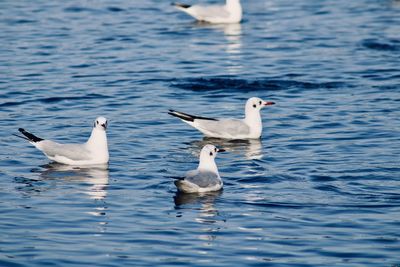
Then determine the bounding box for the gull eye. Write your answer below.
[209,152,213,156]
[253,104,256,108]
[96,120,99,124]
[259,101,262,105]
[214,148,217,152]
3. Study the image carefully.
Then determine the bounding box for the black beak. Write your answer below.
[217,148,226,152]
[101,123,107,129]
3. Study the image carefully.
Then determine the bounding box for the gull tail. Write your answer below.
[168,110,217,122]
[174,179,198,193]
[18,128,44,143]
[172,2,191,9]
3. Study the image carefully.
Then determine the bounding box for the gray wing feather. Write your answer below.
[192,5,230,19]
[197,119,250,136]
[39,140,92,161]
[185,170,221,188]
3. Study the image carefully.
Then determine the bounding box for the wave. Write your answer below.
[170,77,346,92]
[361,39,400,52]
[0,93,106,107]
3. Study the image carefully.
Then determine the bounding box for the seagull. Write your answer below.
[174,144,225,193]
[172,0,242,24]
[15,117,109,166]
[168,97,275,139]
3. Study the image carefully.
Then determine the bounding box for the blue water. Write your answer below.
[1,0,400,266]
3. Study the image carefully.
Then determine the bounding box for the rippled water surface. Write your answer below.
[1,0,400,266]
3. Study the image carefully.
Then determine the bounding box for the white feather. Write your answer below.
[174,0,242,24]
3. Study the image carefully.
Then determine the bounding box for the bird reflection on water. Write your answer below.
[174,190,224,242]
[38,163,109,201]
[192,21,242,74]
[189,137,263,160]
[14,162,109,219]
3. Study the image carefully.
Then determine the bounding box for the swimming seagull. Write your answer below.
[174,144,225,193]
[172,0,242,24]
[15,117,109,166]
[168,97,275,139]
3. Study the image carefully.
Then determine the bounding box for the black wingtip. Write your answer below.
[168,110,195,122]
[170,176,185,180]
[18,128,43,142]
[172,2,191,8]
[167,112,180,118]
[168,110,217,122]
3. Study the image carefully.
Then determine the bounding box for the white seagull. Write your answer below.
[174,144,225,193]
[172,0,242,24]
[16,117,109,166]
[168,97,275,139]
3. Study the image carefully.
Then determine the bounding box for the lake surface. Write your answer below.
[1,0,400,266]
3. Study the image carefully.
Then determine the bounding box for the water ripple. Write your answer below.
[170,77,347,92]
[1,0,399,266]
[361,38,400,51]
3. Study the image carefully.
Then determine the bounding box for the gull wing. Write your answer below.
[185,170,221,188]
[38,140,92,161]
[191,5,230,20]
[194,118,250,137]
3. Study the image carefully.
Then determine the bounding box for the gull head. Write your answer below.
[94,117,108,131]
[245,97,275,113]
[200,144,225,160]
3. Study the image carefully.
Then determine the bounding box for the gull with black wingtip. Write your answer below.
[15,117,109,166]
[174,144,225,193]
[169,97,275,139]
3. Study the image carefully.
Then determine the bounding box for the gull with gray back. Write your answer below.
[16,117,109,166]
[169,97,275,139]
[174,144,225,193]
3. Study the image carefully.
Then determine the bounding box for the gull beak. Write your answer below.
[217,148,226,153]
[101,123,107,130]
[264,101,275,106]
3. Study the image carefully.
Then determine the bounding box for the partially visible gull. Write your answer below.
[173,0,242,24]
